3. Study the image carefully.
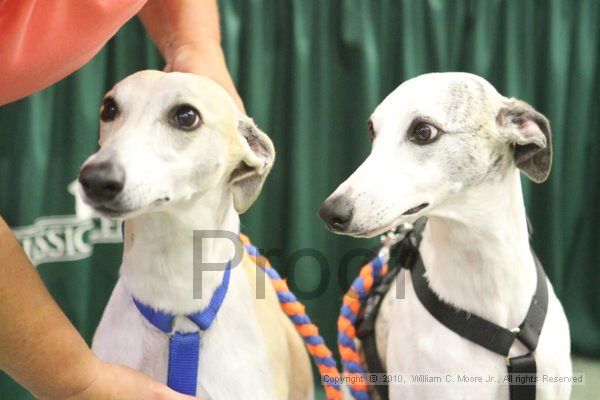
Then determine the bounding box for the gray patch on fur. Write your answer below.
[480,148,510,183]
[442,78,493,133]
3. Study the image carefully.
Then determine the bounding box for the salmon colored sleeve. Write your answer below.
[0,0,147,106]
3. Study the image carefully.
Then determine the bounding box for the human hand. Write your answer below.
[139,0,245,113]
[166,38,245,113]
[63,360,196,400]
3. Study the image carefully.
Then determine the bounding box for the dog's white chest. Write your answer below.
[375,272,572,400]
[92,271,276,400]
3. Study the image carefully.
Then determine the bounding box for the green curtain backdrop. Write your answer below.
[1,0,599,398]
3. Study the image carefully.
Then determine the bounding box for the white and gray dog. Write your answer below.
[319,73,571,399]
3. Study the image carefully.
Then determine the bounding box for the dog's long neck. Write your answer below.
[419,169,537,328]
[120,189,240,315]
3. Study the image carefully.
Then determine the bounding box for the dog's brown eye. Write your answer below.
[367,120,376,142]
[100,97,119,122]
[409,122,439,144]
[171,104,202,131]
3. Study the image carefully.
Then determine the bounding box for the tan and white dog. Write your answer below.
[319,73,571,399]
[78,71,313,400]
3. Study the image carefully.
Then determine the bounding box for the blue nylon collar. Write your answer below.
[133,261,232,333]
[132,261,232,395]
[132,261,232,333]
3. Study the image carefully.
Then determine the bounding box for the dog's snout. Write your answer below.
[318,196,354,232]
[79,162,125,202]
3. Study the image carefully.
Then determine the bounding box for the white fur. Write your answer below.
[82,71,310,399]
[323,73,572,399]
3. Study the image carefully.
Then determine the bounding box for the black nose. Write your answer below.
[79,162,125,202]
[318,196,354,232]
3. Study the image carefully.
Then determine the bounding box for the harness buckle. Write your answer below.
[504,327,522,366]
[505,348,535,367]
[378,227,410,259]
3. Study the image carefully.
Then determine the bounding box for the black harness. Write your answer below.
[356,219,549,400]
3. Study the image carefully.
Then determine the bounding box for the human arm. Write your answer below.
[0,217,194,400]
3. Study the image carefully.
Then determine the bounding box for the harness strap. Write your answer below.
[508,353,537,400]
[407,228,548,400]
[410,249,548,358]
[516,252,548,351]
[351,218,549,400]
[133,261,232,396]
[411,254,517,356]
[356,268,401,400]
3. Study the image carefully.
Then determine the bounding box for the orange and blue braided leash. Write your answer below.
[336,228,408,400]
[240,233,344,400]
[338,254,389,400]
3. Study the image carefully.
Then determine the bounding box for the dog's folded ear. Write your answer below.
[230,117,275,213]
[496,98,552,183]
